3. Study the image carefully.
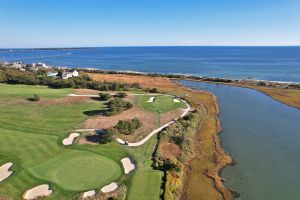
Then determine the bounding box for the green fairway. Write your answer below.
[29,150,122,191]
[0,83,72,98]
[0,84,126,199]
[138,95,185,113]
[0,84,166,199]
[126,137,163,200]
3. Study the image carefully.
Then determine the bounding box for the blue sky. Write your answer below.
[0,0,300,47]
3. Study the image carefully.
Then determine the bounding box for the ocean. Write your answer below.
[0,46,300,82]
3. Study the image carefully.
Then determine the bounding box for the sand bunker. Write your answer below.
[101,182,118,193]
[146,97,155,103]
[63,133,80,145]
[0,162,13,182]
[83,190,96,198]
[121,157,135,174]
[173,98,181,103]
[23,184,52,200]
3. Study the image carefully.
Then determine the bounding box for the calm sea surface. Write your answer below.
[180,80,300,200]
[0,46,300,82]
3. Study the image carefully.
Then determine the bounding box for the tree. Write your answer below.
[115,92,127,98]
[99,93,112,101]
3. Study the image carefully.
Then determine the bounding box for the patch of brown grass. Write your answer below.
[253,86,300,108]
[83,95,157,142]
[160,141,181,160]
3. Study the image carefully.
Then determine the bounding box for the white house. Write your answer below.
[62,70,79,79]
[47,72,58,77]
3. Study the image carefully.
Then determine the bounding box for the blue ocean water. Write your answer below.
[0,46,300,82]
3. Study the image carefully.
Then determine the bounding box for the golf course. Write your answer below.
[0,83,188,200]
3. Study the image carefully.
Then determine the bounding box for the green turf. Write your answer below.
[0,84,126,199]
[138,95,185,113]
[29,150,122,191]
[126,137,163,200]
[0,83,72,98]
[0,84,164,200]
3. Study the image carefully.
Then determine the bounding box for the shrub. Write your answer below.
[105,98,133,116]
[99,93,112,101]
[28,94,40,101]
[115,92,127,98]
[114,118,142,135]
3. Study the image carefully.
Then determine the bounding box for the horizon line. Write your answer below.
[1,45,300,49]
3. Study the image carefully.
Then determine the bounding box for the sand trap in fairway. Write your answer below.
[121,157,135,174]
[0,162,13,182]
[146,97,156,103]
[101,182,118,193]
[23,184,52,200]
[63,133,80,145]
[173,98,181,103]
[83,190,96,198]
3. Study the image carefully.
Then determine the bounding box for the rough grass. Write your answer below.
[138,95,185,113]
[253,86,300,108]
[0,83,73,98]
[29,150,122,191]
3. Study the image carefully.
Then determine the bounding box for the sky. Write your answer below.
[0,0,300,48]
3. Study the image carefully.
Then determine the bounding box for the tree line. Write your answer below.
[0,67,140,91]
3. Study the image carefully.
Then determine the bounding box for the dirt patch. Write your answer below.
[83,96,157,142]
[160,142,181,160]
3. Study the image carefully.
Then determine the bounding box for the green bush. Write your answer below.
[115,92,127,98]
[114,118,141,135]
[28,94,40,101]
[105,98,133,116]
[99,93,112,101]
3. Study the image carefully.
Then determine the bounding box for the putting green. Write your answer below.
[29,150,122,191]
[138,95,185,113]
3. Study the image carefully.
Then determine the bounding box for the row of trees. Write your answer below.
[0,67,140,91]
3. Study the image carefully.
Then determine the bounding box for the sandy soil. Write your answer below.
[82,190,96,198]
[0,162,13,182]
[23,184,52,200]
[173,98,181,103]
[62,133,80,145]
[121,157,135,174]
[101,182,118,193]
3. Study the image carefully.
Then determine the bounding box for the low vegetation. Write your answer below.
[0,67,140,91]
[115,92,127,98]
[105,97,133,116]
[112,118,142,135]
[154,108,206,200]
[98,92,112,101]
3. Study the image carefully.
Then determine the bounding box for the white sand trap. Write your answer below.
[101,182,118,193]
[63,133,80,145]
[121,157,135,174]
[83,190,96,198]
[146,97,156,103]
[0,162,13,182]
[23,184,52,200]
[173,98,181,103]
